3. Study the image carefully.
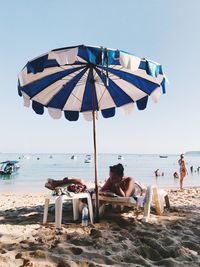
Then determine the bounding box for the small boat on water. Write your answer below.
[84,154,92,163]
[159,155,168,158]
[0,161,20,175]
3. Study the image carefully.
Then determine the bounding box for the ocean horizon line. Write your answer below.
[0,152,181,156]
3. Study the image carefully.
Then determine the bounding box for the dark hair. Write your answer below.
[109,163,124,177]
[180,154,184,158]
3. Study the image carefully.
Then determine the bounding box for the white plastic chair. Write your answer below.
[152,186,170,214]
[43,192,94,228]
[143,185,170,221]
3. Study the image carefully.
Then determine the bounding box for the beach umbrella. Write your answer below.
[18,44,167,221]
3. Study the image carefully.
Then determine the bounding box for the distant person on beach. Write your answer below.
[173,172,179,179]
[100,163,146,198]
[197,167,200,174]
[155,169,161,177]
[190,165,193,173]
[178,154,188,190]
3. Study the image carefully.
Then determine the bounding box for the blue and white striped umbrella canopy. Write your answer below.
[18,44,166,121]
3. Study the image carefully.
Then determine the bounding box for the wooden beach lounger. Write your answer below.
[93,185,170,222]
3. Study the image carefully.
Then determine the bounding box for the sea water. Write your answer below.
[0,153,200,192]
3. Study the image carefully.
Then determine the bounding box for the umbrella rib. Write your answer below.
[95,68,137,106]
[61,69,89,84]
[93,68,110,106]
[68,92,82,105]
[71,74,88,86]
[107,67,160,94]
[23,65,87,87]
[97,87,107,105]
[61,71,90,109]
[95,65,123,81]
[59,63,87,69]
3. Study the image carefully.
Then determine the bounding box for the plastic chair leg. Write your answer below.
[99,204,106,217]
[153,186,162,215]
[55,196,63,229]
[87,195,94,224]
[164,195,170,209]
[143,185,152,222]
[72,198,80,221]
[43,198,50,224]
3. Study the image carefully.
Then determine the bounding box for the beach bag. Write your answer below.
[67,184,87,193]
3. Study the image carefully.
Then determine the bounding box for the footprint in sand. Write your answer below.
[69,246,83,255]
[138,237,171,259]
[136,245,162,261]
[156,258,182,266]
[181,241,200,252]
[90,228,102,238]
[160,236,177,246]
[0,249,7,254]
[191,227,200,237]
[29,250,46,259]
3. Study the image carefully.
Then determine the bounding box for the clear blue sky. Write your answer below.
[1,0,200,154]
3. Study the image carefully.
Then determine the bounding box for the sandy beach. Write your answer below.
[0,188,200,267]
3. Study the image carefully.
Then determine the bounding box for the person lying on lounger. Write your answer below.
[45,177,87,193]
[99,163,146,198]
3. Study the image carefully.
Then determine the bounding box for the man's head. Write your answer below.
[109,163,124,178]
[180,154,184,159]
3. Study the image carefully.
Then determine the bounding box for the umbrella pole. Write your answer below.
[91,78,99,222]
[92,108,99,222]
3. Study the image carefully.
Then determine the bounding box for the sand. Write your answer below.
[0,188,200,267]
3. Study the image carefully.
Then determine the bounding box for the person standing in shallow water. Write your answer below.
[190,165,193,173]
[178,154,188,190]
